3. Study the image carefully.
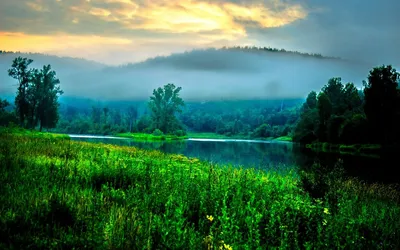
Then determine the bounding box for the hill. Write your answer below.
[0,47,377,101]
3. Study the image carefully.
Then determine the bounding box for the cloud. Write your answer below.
[0,0,399,66]
[67,0,307,40]
[0,0,308,64]
[248,0,400,65]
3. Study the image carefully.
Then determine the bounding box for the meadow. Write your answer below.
[0,129,399,249]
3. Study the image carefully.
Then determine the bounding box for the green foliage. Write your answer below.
[8,56,33,126]
[7,57,63,131]
[115,132,187,141]
[363,65,400,144]
[293,107,318,144]
[152,128,164,136]
[149,83,185,134]
[294,65,400,147]
[1,133,399,249]
[252,123,272,138]
[305,91,317,110]
[0,98,17,126]
[181,100,301,139]
[174,129,186,137]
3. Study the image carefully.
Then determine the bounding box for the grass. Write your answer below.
[187,132,247,139]
[1,130,399,249]
[115,132,188,141]
[273,136,293,142]
[0,126,70,139]
[188,132,292,141]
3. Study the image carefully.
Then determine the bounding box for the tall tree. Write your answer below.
[8,57,33,126]
[343,82,362,112]
[305,91,317,109]
[322,77,344,113]
[363,65,399,144]
[40,65,63,131]
[29,65,63,131]
[149,83,185,134]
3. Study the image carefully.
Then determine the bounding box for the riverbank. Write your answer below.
[115,132,188,141]
[188,132,293,142]
[0,126,69,139]
[306,142,384,157]
[1,132,399,249]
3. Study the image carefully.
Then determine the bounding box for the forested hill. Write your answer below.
[1,47,376,101]
[116,46,343,71]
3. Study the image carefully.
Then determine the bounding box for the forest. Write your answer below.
[1,55,400,147]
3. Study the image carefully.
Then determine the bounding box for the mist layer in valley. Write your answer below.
[0,48,385,102]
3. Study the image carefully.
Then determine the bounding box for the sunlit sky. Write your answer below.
[1,0,399,65]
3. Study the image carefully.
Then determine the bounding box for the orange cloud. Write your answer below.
[0,32,132,53]
[68,0,307,41]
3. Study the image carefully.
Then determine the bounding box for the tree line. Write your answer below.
[294,65,400,145]
[0,57,63,131]
[1,56,399,145]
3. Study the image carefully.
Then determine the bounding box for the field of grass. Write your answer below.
[115,132,188,141]
[1,130,399,249]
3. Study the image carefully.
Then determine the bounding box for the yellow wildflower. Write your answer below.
[206,215,214,222]
[323,208,330,215]
[224,243,233,250]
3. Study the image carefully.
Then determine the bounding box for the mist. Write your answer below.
[0,48,381,101]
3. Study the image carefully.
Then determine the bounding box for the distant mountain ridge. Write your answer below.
[0,46,378,101]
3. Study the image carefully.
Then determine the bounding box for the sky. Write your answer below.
[0,0,399,66]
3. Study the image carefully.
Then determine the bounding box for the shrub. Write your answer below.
[152,129,164,136]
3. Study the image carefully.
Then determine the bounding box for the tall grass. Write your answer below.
[0,131,399,249]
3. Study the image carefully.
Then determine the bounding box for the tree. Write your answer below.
[0,99,9,112]
[322,77,345,113]
[343,83,362,112]
[363,65,399,144]
[0,98,17,126]
[127,105,138,132]
[8,57,33,126]
[305,91,317,109]
[29,65,63,131]
[149,83,185,134]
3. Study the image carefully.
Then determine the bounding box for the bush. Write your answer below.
[152,129,164,136]
[174,130,186,137]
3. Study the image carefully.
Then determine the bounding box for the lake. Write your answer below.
[69,135,399,184]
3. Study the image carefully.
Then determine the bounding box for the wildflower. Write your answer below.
[206,215,214,222]
[323,208,330,215]
[323,219,327,226]
[224,243,233,250]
